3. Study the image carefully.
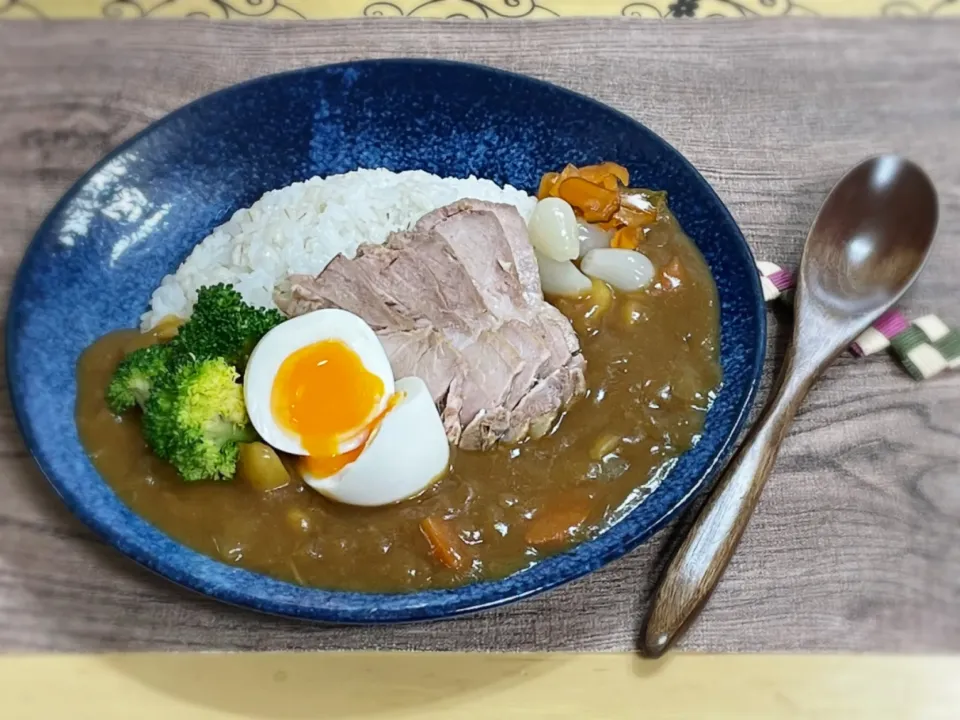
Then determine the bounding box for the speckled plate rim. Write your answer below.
[7,59,766,623]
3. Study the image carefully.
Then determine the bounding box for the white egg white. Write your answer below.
[244,309,395,457]
[304,376,450,507]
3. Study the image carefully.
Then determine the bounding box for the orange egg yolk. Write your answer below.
[271,339,385,462]
[299,391,405,478]
[301,444,366,479]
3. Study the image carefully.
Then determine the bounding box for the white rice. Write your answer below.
[141,168,537,330]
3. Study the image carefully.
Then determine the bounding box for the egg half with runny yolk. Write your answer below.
[244,309,450,507]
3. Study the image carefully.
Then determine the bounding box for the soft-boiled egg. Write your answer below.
[244,309,395,457]
[244,309,450,507]
[303,376,450,506]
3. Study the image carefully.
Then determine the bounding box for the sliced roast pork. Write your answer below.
[276,199,586,450]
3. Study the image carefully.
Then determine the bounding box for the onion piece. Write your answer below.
[535,250,592,297]
[528,197,579,261]
[576,221,612,258]
[580,248,655,292]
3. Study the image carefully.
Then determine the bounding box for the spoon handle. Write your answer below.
[642,349,816,657]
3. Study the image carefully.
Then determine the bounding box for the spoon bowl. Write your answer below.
[802,155,938,320]
[643,155,938,657]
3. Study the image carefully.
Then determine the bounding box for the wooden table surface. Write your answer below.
[0,18,958,654]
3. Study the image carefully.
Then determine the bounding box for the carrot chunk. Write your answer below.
[420,516,468,571]
[611,225,642,250]
[598,218,623,232]
[524,499,592,547]
[579,162,630,187]
[557,163,581,183]
[600,161,630,186]
[614,203,657,228]
[537,172,560,200]
[557,177,620,223]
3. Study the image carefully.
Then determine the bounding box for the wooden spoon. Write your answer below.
[642,156,938,657]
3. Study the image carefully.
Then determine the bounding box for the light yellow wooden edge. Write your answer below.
[1,652,958,719]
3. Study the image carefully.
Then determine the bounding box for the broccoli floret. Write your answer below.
[169,284,284,369]
[141,358,253,482]
[102,283,280,480]
[105,344,172,414]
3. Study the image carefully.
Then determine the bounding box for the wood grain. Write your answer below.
[0,18,958,653]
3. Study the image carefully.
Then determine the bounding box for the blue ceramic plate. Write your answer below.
[8,60,765,622]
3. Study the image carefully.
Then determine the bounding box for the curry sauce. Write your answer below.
[75,208,721,592]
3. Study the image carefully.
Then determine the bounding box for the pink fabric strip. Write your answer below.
[872,308,910,339]
[768,268,795,292]
[760,264,909,359]
[848,309,910,356]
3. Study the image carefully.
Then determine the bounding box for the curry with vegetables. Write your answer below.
[75,163,722,592]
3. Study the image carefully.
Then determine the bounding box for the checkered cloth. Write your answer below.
[756,261,959,380]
